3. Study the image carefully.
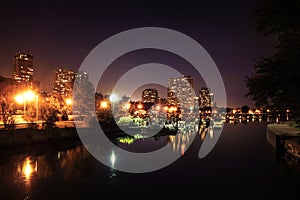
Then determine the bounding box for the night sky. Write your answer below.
[0,0,275,108]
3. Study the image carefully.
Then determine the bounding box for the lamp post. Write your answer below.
[15,90,38,122]
[100,100,109,110]
[35,95,39,122]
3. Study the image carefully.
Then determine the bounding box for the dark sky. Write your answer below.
[0,0,275,108]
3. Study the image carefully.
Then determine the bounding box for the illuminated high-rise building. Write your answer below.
[167,75,194,110]
[74,71,89,84]
[52,67,76,97]
[142,88,158,104]
[13,52,34,84]
[199,87,214,108]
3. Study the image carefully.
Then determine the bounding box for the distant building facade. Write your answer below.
[142,88,158,104]
[13,52,37,87]
[167,75,194,109]
[199,87,214,108]
[52,67,76,97]
[74,71,89,84]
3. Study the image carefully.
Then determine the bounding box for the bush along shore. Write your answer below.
[0,113,179,147]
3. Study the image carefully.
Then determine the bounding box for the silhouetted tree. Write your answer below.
[41,107,59,129]
[246,0,300,119]
[241,105,250,114]
[1,100,16,130]
[73,73,95,116]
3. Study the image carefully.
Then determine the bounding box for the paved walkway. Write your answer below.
[267,121,300,136]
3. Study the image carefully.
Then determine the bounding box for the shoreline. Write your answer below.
[266,121,300,159]
[0,127,80,147]
[0,124,178,148]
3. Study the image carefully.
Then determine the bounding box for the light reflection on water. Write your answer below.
[17,156,37,185]
[1,122,224,195]
[0,143,92,199]
[168,130,193,155]
[0,120,300,199]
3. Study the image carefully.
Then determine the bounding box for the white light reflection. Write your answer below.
[110,151,116,168]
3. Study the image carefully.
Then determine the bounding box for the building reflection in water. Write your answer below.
[167,128,194,155]
[167,121,225,157]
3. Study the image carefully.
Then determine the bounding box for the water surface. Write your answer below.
[0,122,299,199]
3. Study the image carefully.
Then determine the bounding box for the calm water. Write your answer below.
[1,122,300,199]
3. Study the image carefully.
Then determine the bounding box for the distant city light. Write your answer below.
[65,98,72,105]
[137,104,143,110]
[164,106,169,111]
[255,109,261,114]
[124,103,131,110]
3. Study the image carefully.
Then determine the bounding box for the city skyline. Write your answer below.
[1,51,269,111]
[0,1,275,108]
[0,1,299,198]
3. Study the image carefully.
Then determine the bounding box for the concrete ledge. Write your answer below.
[266,122,300,159]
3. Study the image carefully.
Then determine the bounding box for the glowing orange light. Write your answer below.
[23,90,35,101]
[24,159,33,180]
[15,94,24,104]
[255,109,261,114]
[137,104,143,109]
[164,106,169,111]
[65,98,72,105]
[100,101,108,109]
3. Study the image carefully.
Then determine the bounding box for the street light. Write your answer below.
[100,100,109,109]
[65,98,72,106]
[137,104,143,110]
[23,90,35,101]
[15,90,39,122]
[15,94,25,113]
